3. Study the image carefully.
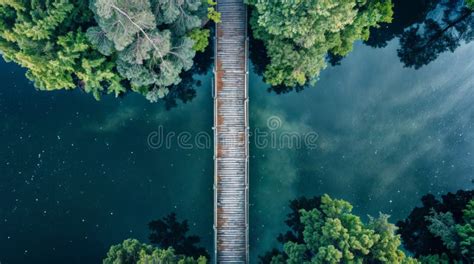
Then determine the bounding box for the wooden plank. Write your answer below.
[213,0,249,263]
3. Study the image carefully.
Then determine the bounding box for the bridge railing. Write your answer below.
[213,22,218,259]
[244,3,250,262]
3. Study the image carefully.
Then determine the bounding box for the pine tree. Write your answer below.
[0,0,126,100]
[90,0,200,102]
[248,0,393,87]
[263,195,419,264]
[0,0,215,102]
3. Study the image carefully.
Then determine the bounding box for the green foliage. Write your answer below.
[154,0,202,35]
[248,0,394,87]
[425,210,459,252]
[104,238,154,264]
[189,28,210,52]
[398,190,474,260]
[86,26,115,56]
[90,0,206,102]
[103,239,207,264]
[92,0,156,50]
[137,249,207,264]
[467,0,474,9]
[0,0,212,102]
[400,192,474,263]
[13,1,74,41]
[270,195,418,264]
[456,200,474,262]
[0,1,126,99]
[146,87,169,102]
[207,0,221,23]
[0,0,25,12]
[423,199,474,262]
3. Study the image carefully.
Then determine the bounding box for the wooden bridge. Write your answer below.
[213,0,249,262]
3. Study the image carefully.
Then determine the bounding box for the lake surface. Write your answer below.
[249,40,474,260]
[0,64,214,263]
[2,9,474,264]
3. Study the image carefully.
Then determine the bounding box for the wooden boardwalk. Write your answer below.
[213,0,249,262]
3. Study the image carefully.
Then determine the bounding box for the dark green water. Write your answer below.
[2,11,474,264]
[248,40,474,260]
[0,64,214,263]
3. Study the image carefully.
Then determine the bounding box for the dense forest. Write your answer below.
[397,190,474,263]
[111,191,474,263]
[247,0,394,87]
[259,195,418,264]
[0,0,219,102]
[0,0,396,100]
[2,0,474,97]
[259,191,474,264]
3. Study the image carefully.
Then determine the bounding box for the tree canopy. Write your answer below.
[247,0,394,87]
[261,194,418,264]
[0,0,217,103]
[103,238,207,264]
[397,190,474,263]
[0,0,123,100]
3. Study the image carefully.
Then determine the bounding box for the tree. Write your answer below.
[0,0,217,102]
[0,0,126,99]
[120,26,213,109]
[425,210,459,252]
[88,0,219,103]
[260,195,418,264]
[420,200,474,263]
[189,28,211,52]
[397,190,474,262]
[247,0,393,87]
[163,31,213,110]
[148,213,210,260]
[206,0,221,23]
[456,200,474,262]
[468,0,474,9]
[90,0,196,95]
[103,238,207,264]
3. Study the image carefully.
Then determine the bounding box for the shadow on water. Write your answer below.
[365,0,439,48]
[148,213,210,260]
[369,0,474,69]
[162,28,214,110]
